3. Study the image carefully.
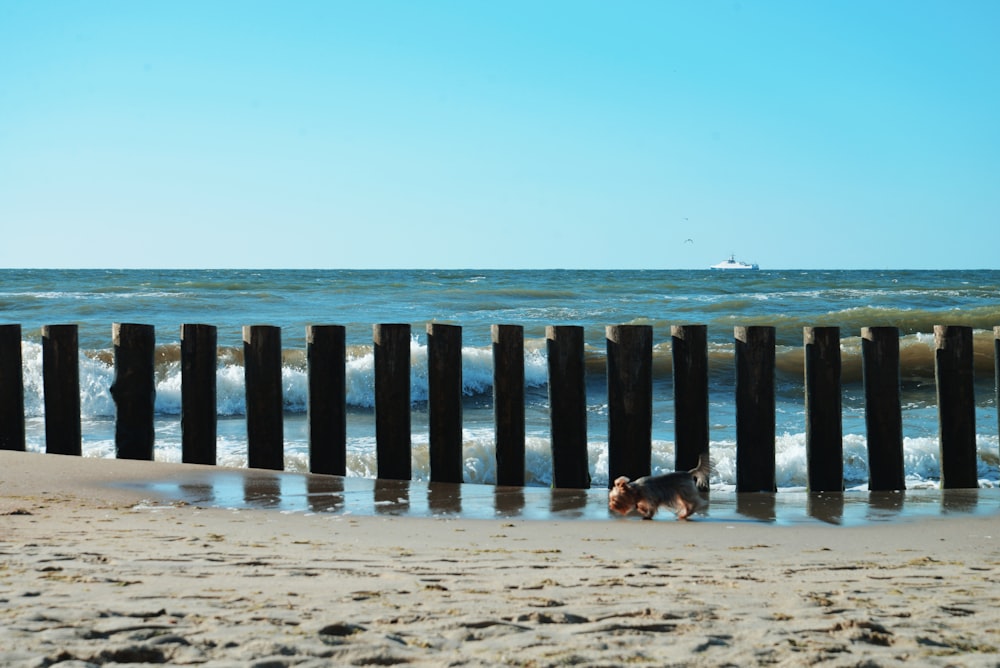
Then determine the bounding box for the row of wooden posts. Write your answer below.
[0,322,990,492]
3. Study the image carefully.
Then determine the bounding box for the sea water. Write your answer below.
[3,268,999,489]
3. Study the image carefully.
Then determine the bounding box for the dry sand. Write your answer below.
[2,450,999,667]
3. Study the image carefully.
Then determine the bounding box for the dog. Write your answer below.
[608,456,712,520]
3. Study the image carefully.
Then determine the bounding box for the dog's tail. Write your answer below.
[688,455,713,491]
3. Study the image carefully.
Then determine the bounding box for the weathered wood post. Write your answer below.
[546,325,590,488]
[935,325,978,488]
[307,325,346,476]
[428,323,463,483]
[374,324,411,480]
[735,326,776,492]
[492,324,525,486]
[110,323,156,460]
[42,324,81,456]
[607,324,652,484]
[243,325,284,470]
[671,324,709,472]
[996,326,1000,463]
[181,324,217,465]
[0,324,25,451]
[804,326,843,492]
[861,327,905,491]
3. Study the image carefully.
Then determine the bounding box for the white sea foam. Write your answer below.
[67,426,1000,490]
[19,339,551,418]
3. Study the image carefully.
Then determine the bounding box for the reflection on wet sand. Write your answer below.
[306,476,344,513]
[942,488,979,514]
[807,493,845,525]
[374,479,410,515]
[428,482,461,516]
[549,489,589,517]
[868,490,905,521]
[243,474,281,508]
[127,470,1000,526]
[494,487,525,517]
[735,493,777,523]
[177,482,215,506]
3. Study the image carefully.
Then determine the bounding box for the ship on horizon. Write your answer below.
[710,254,759,270]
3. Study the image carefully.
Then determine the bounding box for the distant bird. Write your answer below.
[684,238,694,244]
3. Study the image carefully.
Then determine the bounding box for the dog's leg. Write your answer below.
[636,500,656,519]
[674,496,691,520]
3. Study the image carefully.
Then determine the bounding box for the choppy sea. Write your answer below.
[3,268,999,490]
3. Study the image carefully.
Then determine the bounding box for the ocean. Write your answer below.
[3,268,999,490]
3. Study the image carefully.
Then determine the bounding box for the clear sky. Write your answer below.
[1,1,997,270]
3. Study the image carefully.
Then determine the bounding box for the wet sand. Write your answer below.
[2,450,999,666]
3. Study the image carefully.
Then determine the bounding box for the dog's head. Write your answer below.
[608,476,639,515]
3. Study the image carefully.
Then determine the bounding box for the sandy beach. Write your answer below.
[2,451,999,667]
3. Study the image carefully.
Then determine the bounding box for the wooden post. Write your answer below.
[243,325,284,471]
[110,323,156,460]
[42,324,81,456]
[0,324,25,451]
[996,326,1000,465]
[181,324,218,465]
[428,323,463,483]
[374,324,411,481]
[735,326,776,493]
[492,324,525,487]
[935,325,978,488]
[607,324,652,485]
[307,325,346,475]
[671,324,709,472]
[861,327,905,491]
[804,326,843,492]
[546,325,590,489]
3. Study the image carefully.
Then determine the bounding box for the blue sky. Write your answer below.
[1,1,997,270]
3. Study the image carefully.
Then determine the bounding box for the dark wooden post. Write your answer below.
[42,324,81,456]
[374,323,411,481]
[607,325,652,485]
[428,323,463,483]
[804,326,843,492]
[671,324,709,472]
[110,323,156,460]
[307,325,346,475]
[735,326,776,492]
[243,325,284,471]
[996,326,1000,464]
[181,324,217,465]
[546,326,590,489]
[861,326,905,491]
[0,324,25,451]
[935,325,978,488]
[492,324,525,486]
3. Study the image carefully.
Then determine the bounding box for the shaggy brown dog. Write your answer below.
[608,456,711,520]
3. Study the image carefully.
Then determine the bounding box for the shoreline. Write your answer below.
[2,451,1000,665]
[5,451,998,526]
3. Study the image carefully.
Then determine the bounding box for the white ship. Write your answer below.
[710,254,759,270]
